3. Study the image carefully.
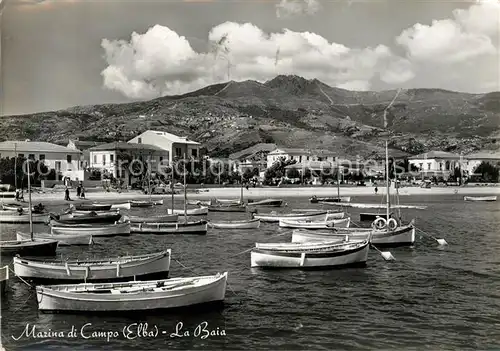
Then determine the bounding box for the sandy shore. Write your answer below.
[9,185,499,204]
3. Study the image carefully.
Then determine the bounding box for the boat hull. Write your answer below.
[0,213,47,224]
[246,199,284,207]
[17,231,94,246]
[279,217,350,229]
[50,213,122,225]
[292,225,415,247]
[310,197,351,203]
[253,211,327,223]
[208,205,248,213]
[36,273,228,312]
[250,241,369,269]
[208,219,261,229]
[167,208,208,216]
[464,196,497,202]
[0,265,9,295]
[359,212,393,221]
[130,222,207,235]
[13,251,171,283]
[75,204,112,211]
[50,223,131,237]
[128,215,178,223]
[0,192,16,198]
[0,239,58,256]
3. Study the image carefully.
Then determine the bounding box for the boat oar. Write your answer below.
[415,227,448,246]
[370,244,395,261]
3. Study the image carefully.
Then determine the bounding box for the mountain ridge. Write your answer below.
[0,75,498,159]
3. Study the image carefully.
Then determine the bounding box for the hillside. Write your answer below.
[0,75,498,159]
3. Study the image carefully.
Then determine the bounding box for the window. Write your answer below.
[307,156,310,161]
[299,156,302,162]
[427,162,431,170]
[55,161,61,171]
[439,163,443,170]
[102,155,106,165]
[110,154,114,163]
[138,138,142,144]
[93,155,97,164]
[419,163,423,169]
[28,154,35,160]
[39,154,45,161]
[175,148,182,157]
[192,149,198,157]
[67,155,72,163]
[159,156,163,162]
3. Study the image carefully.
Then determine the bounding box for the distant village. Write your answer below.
[0,130,499,190]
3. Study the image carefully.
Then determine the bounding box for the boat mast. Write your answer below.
[14,143,17,190]
[337,162,341,200]
[27,159,33,239]
[382,89,401,227]
[148,152,152,202]
[394,161,401,221]
[240,173,244,204]
[183,153,187,222]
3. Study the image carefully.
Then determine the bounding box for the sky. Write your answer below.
[0,0,499,116]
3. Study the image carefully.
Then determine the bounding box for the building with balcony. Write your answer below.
[408,151,463,178]
[266,148,337,168]
[88,142,168,184]
[0,140,84,181]
[128,130,201,163]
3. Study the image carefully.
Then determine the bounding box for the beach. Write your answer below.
[10,184,500,204]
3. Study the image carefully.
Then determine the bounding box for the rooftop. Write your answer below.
[229,143,277,160]
[88,142,165,152]
[141,130,200,145]
[408,151,461,160]
[269,148,337,156]
[0,141,82,154]
[465,152,500,160]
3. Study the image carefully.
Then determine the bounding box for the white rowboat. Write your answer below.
[167,207,208,216]
[279,217,350,229]
[36,272,228,312]
[321,202,427,209]
[50,222,131,237]
[464,196,497,202]
[13,250,171,282]
[252,211,328,223]
[17,231,94,246]
[208,219,261,229]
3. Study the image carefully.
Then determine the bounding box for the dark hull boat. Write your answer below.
[130,221,208,235]
[0,265,9,295]
[0,239,58,256]
[129,200,164,208]
[310,196,351,203]
[49,212,121,225]
[208,205,249,213]
[75,203,112,211]
[359,212,393,221]
[246,199,284,207]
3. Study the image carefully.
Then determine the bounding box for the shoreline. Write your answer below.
[5,185,499,204]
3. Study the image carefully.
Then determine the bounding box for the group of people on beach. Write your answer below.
[64,183,86,201]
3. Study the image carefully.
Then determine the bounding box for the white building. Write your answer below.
[128,130,201,163]
[88,142,168,184]
[408,151,463,178]
[464,152,500,174]
[266,148,337,168]
[0,140,84,181]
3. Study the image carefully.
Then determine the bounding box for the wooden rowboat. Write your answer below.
[130,221,207,235]
[0,211,47,224]
[208,219,261,229]
[208,204,249,213]
[129,199,164,208]
[321,202,427,209]
[50,222,131,237]
[35,272,228,312]
[186,200,211,206]
[252,211,328,223]
[49,212,122,224]
[75,203,112,211]
[250,239,370,269]
[167,207,208,216]
[0,192,16,198]
[279,217,351,229]
[310,196,351,203]
[13,250,171,283]
[0,239,58,256]
[464,196,497,202]
[2,203,45,213]
[17,231,94,246]
[246,199,284,207]
[126,214,178,223]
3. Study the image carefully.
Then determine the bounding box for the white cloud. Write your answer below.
[101,22,412,99]
[276,0,320,18]
[100,2,499,99]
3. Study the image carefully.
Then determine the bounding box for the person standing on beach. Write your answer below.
[76,185,81,198]
[64,187,70,201]
[375,186,378,194]
[80,186,86,199]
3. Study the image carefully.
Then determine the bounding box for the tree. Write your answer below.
[474,162,499,182]
[286,168,300,179]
